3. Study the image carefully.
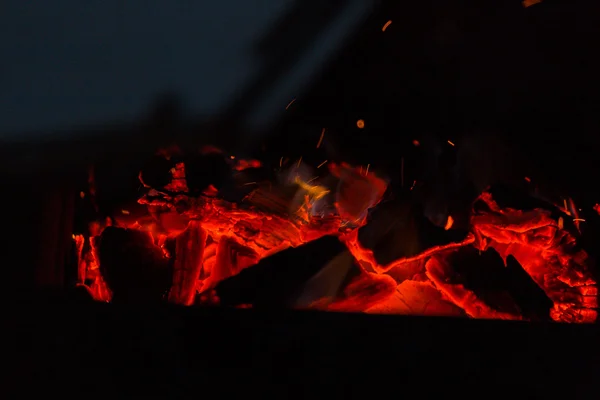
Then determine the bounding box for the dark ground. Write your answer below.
[5,301,600,398]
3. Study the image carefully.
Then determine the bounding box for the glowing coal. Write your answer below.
[73,146,597,323]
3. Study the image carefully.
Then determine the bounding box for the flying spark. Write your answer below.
[317,128,325,148]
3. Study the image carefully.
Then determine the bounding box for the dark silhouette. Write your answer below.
[97,227,172,305]
[68,284,96,304]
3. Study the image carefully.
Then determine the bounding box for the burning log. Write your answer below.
[197,235,260,295]
[72,144,597,323]
[322,272,398,313]
[343,228,475,274]
[309,189,597,322]
[168,221,207,306]
[292,250,356,309]
[425,252,524,320]
[365,280,465,317]
[329,162,387,222]
[135,149,354,304]
[214,236,347,308]
[471,193,598,323]
[73,233,111,302]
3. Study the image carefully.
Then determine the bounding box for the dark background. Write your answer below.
[270,0,600,202]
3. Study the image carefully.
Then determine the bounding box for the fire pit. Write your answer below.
[71,142,597,323]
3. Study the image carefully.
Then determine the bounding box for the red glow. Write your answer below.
[470,193,597,322]
[73,234,111,302]
[233,159,262,171]
[73,149,597,322]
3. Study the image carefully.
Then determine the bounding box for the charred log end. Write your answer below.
[214,236,347,308]
[96,226,170,305]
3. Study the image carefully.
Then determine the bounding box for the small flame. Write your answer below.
[294,176,330,201]
[444,215,454,230]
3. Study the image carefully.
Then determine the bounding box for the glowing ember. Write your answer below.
[73,234,111,302]
[470,193,597,322]
[523,0,542,8]
[73,146,597,322]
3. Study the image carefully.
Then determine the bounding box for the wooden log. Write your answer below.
[201,236,259,291]
[471,192,598,322]
[168,221,207,305]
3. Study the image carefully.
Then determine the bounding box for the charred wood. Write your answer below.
[215,236,346,308]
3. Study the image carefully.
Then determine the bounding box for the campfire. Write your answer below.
[73,144,597,323]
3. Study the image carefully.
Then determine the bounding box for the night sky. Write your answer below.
[1,1,295,135]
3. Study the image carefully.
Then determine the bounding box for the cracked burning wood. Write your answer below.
[168,221,207,306]
[72,146,598,323]
[199,235,260,293]
[470,192,598,322]
[425,253,525,320]
[139,190,346,261]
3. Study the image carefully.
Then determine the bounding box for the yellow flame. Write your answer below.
[294,176,330,201]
